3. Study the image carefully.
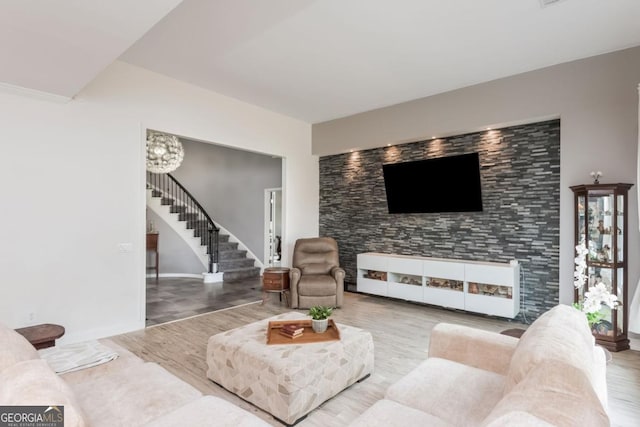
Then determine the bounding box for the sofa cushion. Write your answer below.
[591,345,608,411]
[484,412,555,426]
[143,396,270,427]
[298,275,336,296]
[484,360,609,427]
[0,359,87,427]
[348,399,454,427]
[0,323,39,372]
[506,304,595,392]
[428,323,519,375]
[60,339,144,385]
[386,357,505,426]
[69,362,201,427]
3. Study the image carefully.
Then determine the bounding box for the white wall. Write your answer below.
[0,61,317,342]
[313,46,640,309]
[146,208,205,275]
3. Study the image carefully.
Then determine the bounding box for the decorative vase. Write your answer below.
[311,319,328,333]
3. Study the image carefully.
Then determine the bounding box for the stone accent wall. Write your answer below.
[319,120,560,319]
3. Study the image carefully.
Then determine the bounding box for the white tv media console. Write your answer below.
[357,252,520,318]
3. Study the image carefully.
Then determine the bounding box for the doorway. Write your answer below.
[264,188,282,267]
[143,130,284,327]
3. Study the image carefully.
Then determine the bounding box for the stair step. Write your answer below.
[179,212,199,221]
[186,219,209,232]
[147,179,258,276]
[196,232,221,242]
[204,238,225,249]
[218,258,255,270]
[170,205,188,214]
[218,241,239,252]
[219,249,247,260]
[223,267,260,281]
[199,233,230,248]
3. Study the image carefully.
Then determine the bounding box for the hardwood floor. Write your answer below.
[113,292,640,426]
[145,276,267,326]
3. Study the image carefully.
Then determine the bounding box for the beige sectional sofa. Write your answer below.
[0,324,269,427]
[350,304,610,427]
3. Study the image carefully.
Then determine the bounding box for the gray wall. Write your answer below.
[171,139,282,262]
[313,46,640,309]
[320,120,560,319]
[146,208,205,275]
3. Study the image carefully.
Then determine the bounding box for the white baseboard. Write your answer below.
[203,272,224,283]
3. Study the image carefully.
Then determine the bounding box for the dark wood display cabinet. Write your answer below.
[571,183,633,351]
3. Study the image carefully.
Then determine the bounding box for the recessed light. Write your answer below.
[486,127,492,131]
[432,136,436,140]
[350,150,354,153]
[387,144,391,147]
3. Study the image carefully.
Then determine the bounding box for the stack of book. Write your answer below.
[279,324,304,339]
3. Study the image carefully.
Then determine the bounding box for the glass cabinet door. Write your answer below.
[571,183,632,352]
[577,195,586,246]
[587,265,615,337]
[616,267,625,335]
[616,195,624,263]
[586,194,615,265]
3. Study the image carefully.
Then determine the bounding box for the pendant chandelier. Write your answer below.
[146,130,184,174]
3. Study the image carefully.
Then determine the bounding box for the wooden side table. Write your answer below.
[500,328,526,339]
[15,323,65,349]
[146,232,159,281]
[262,267,290,306]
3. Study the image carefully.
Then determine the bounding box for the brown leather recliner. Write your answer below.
[289,237,345,309]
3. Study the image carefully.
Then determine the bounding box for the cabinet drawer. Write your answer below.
[465,263,517,286]
[388,282,423,302]
[389,257,423,275]
[423,260,464,281]
[264,282,286,291]
[357,278,387,296]
[263,271,289,290]
[424,286,465,310]
[146,233,158,250]
[465,293,518,318]
[357,254,388,271]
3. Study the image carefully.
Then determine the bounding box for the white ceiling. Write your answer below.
[2,1,640,122]
[0,0,182,98]
[120,0,640,123]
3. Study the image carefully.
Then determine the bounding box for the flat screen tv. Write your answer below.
[382,153,483,214]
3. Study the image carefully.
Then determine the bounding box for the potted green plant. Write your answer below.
[308,306,333,333]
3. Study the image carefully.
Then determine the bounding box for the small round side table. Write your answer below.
[262,267,290,306]
[500,328,526,339]
[15,323,65,349]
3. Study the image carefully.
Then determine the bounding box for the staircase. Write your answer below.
[216,235,261,281]
[147,173,260,281]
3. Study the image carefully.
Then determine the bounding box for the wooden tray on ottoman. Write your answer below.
[266,319,341,345]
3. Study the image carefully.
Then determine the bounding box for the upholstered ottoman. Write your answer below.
[206,312,374,425]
